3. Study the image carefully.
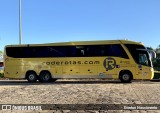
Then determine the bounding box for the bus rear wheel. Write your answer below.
[26,72,38,82]
[39,71,52,82]
[120,71,132,83]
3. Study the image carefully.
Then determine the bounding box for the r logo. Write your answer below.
[103,58,116,70]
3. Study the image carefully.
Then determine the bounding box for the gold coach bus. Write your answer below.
[4,40,154,83]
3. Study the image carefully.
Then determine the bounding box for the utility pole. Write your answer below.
[19,0,22,45]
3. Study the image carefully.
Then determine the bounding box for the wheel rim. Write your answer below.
[122,74,130,81]
[29,74,35,80]
[42,73,51,81]
[44,74,50,80]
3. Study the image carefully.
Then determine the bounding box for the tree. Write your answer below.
[157,44,160,49]
[146,46,153,50]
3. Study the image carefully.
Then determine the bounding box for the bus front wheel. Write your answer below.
[120,71,132,83]
[39,71,52,82]
[26,71,38,82]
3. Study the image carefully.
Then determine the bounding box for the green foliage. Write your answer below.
[153,58,160,71]
[153,58,160,66]
[148,47,153,50]
[153,72,160,79]
[157,53,160,58]
[0,73,4,78]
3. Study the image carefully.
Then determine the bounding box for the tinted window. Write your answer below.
[6,44,128,58]
[106,44,128,58]
[6,46,68,58]
[85,44,128,58]
[125,44,151,67]
[6,47,23,58]
[125,44,145,63]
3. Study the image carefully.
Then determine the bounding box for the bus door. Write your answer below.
[136,50,152,80]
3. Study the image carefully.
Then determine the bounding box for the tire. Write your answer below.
[39,71,52,82]
[120,72,132,83]
[26,72,37,82]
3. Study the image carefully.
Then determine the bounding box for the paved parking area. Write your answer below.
[0,79,160,113]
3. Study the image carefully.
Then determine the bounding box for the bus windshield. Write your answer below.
[125,44,152,67]
[138,50,152,67]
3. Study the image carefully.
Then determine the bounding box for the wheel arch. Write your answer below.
[40,70,52,76]
[119,70,133,80]
[39,70,53,82]
[25,70,37,79]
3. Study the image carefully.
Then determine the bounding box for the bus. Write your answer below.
[4,40,154,83]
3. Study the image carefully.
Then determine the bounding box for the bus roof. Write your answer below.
[5,40,143,47]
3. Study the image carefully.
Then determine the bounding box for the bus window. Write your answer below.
[125,44,152,67]
[85,46,100,56]
[104,44,128,58]
[139,54,149,66]
[76,46,85,57]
